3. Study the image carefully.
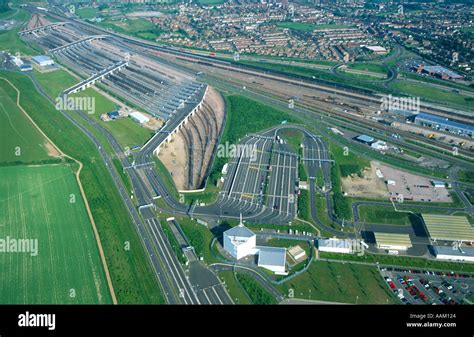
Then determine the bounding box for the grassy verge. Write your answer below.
[279,260,398,304]
[330,163,352,220]
[235,273,277,304]
[172,216,218,264]
[160,219,187,265]
[390,80,473,111]
[297,189,311,222]
[459,170,474,184]
[217,271,251,304]
[298,162,308,181]
[320,252,474,273]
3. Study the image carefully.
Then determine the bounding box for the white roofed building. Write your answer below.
[363,45,388,54]
[257,246,287,274]
[433,246,474,262]
[318,238,355,254]
[223,223,256,260]
[129,111,150,124]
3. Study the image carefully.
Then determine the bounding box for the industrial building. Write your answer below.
[318,238,354,254]
[389,108,419,118]
[11,56,23,67]
[129,111,150,124]
[32,55,54,67]
[433,245,474,262]
[374,233,412,251]
[371,140,388,151]
[223,224,257,260]
[422,214,474,243]
[363,45,388,55]
[414,113,474,138]
[354,134,375,145]
[257,246,287,274]
[288,245,306,262]
[431,180,445,188]
[19,64,33,72]
[107,111,120,120]
[413,63,463,80]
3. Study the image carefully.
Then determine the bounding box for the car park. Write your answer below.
[380,268,474,305]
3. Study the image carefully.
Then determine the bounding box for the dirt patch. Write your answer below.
[158,133,188,189]
[43,142,61,158]
[158,87,225,190]
[341,161,390,199]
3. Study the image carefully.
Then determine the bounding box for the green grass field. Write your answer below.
[390,81,473,111]
[279,128,303,153]
[459,170,474,184]
[197,0,227,4]
[337,70,386,81]
[347,63,389,74]
[0,71,164,303]
[279,260,397,304]
[320,252,474,273]
[33,70,153,149]
[275,21,317,32]
[0,82,52,164]
[76,8,99,19]
[0,164,112,303]
[0,8,39,55]
[358,205,412,226]
[33,70,78,98]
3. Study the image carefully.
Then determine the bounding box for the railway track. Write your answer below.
[39,8,473,123]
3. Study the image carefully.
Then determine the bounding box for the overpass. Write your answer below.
[141,85,208,156]
[50,35,109,53]
[63,60,128,95]
[18,22,67,36]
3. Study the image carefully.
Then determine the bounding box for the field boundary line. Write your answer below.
[0,76,118,304]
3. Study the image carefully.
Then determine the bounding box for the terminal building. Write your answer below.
[223,224,257,260]
[222,223,287,274]
[414,113,474,139]
[374,232,412,251]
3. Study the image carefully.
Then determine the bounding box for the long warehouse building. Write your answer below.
[422,214,474,243]
[414,113,474,138]
[374,232,412,251]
